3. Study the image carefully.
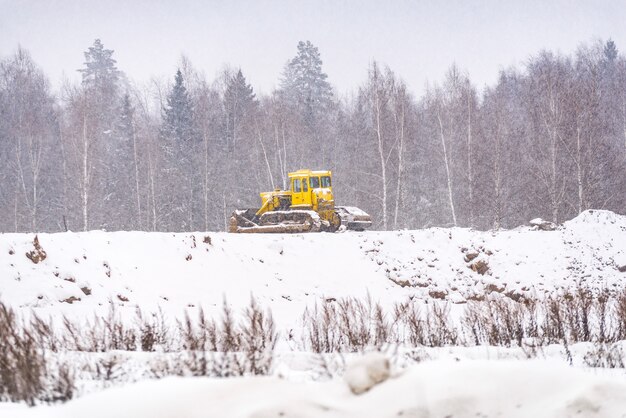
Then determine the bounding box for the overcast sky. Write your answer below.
[2,0,625,96]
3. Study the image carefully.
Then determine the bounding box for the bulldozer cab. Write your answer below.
[289,170,332,208]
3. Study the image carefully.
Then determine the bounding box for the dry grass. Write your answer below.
[0,301,74,405]
[301,286,626,352]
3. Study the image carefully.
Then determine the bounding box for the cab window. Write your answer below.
[293,178,301,192]
[310,176,320,189]
[303,178,308,192]
[321,176,331,187]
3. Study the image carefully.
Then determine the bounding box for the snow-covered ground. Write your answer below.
[2,209,624,325]
[1,209,626,417]
[9,357,626,418]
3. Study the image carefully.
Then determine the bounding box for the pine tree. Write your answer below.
[112,93,141,229]
[224,69,256,153]
[76,39,122,125]
[78,39,120,102]
[71,39,124,229]
[162,69,195,148]
[280,41,333,126]
[160,69,197,231]
[117,93,135,142]
[603,39,618,63]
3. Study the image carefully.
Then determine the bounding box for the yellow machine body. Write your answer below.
[229,169,371,233]
[256,170,338,226]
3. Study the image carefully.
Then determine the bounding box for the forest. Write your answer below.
[0,39,624,232]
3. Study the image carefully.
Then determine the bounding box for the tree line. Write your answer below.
[0,39,624,232]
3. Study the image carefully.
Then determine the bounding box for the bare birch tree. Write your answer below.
[0,48,59,231]
[525,51,572,223]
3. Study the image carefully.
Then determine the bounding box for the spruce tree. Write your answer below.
[75,39,123,229]
[108,93,138,229]
[116,93,136,173]
[77,39,121,121]
[280,41,333,126]
[223,69,256,152]
[78,39,120,101]
[118,93,135,142]
[160,69,197,231]
[603,39,618,63]
[162,69,195,149]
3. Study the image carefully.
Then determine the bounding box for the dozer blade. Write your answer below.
[335,206,372,231]
[229,209,322,233]
[228,209,259,233]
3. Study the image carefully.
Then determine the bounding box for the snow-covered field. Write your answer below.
[8,357,626,418]
[2,209,624,322]
[1,209,626,417]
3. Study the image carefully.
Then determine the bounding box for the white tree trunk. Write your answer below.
[544,87,563,224]
[375,90,388,230]
[59,128,69,231]
[437,111,457,227]
[257,123,275,190]
[13,175,19,232]
[281,123,288,189]
[132,126,142,230]
[82,113,89,231]
[622,94,626,152]
[188,184,194,231]
[393,96,405,230]
[203,131,209,231]
[31,161,38,232]
[147,142,157,231]
[493,120,503,230]
[14,131,25,231]
[466,88,474,226]
[273,123,286,190]
[551,126,558,223]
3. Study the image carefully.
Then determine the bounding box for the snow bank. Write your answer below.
[13,358,626,418]
[0,210,624,328]
[563,209,626,228]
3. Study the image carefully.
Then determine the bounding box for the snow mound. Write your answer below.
[14,359,626,418]
[343,352,390,394]
[563,209,626,229]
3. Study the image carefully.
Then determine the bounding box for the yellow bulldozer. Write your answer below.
[228,169,372,233]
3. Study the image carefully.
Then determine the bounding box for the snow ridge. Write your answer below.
[0,210,624,328]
